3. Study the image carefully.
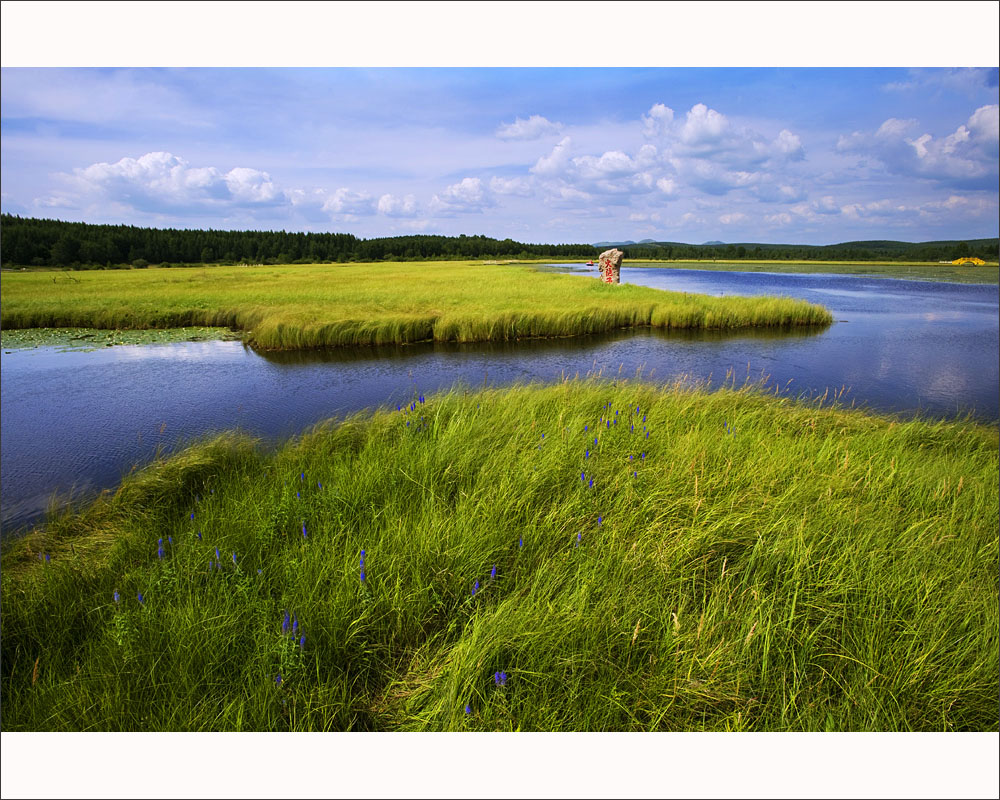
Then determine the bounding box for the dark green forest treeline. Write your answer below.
[617,238,999,262]
[1,215,996,268]
[0,216,594,268]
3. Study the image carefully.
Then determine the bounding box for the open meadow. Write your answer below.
[2,379,996,731]
[0,261,832,350]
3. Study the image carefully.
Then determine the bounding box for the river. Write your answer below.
[2,266,996,533]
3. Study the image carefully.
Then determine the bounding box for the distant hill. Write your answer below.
[702,240,725,246]
[593,240,637,247]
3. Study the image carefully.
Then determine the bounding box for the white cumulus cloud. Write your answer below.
[489,176,534,197]
[377,193,418,217]
[56,152,284,213]
[837,106,999,188]
[496,115,562,140]
[773,129,805,160]
[322,188,376,216]
[719,212,748,225]
[430,177,494,214]
[680,103,730,147]
[225,167,280,203]
[531,136,573,176]
[656,177,678,196]
[641,103,674,138]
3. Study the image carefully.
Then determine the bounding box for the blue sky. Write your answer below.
[1,7,998,246]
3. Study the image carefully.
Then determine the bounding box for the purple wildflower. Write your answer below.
[472,580,479,596]
[232,552,237,566]
[299,634,305,649]
[282,611,290,635]
[465,704,472,715]
[114,590,120,604]
[137,592,144,605]
[157,539,164,559]
[589,478,593,488]
[275,674,282,686]
[490,564,497,580]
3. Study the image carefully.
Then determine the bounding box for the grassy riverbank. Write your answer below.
[0,261,831,350]
[3,379,996,732]
[627,259,1000,285]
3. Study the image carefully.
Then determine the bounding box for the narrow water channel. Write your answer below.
[2,266,997,533]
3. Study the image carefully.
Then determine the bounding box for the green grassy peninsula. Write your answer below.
[0,261,832,350]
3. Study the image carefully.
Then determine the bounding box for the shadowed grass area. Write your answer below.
[2,379,996,731]
[0,261,832,350]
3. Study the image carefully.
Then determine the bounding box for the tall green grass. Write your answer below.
[0,262,832,349]
[2,379,996,731]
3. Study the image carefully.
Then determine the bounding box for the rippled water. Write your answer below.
[2,266,996,533]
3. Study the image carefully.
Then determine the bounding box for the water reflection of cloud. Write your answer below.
[921,311,967,323]
[923,363,971,402]
[110,340,246,363]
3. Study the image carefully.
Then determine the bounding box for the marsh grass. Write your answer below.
[0,326,242,351]
[0,261,832,350]
[628,259,1000,285]
[2,379,996,731]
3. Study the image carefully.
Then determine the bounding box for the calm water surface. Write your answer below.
[2,266,996,532]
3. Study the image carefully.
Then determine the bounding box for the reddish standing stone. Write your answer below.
[598,248,624,284]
